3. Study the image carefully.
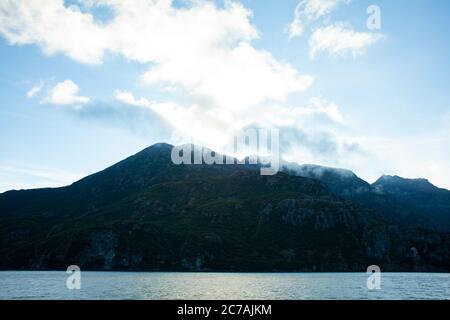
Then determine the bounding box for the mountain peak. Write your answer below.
[143,142,174,151]
[373,175,438,193]
[152,142,174,147]
[375,174,430,184]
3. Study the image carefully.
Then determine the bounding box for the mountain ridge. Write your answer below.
[0,143,449,272]
[2,143,448,195]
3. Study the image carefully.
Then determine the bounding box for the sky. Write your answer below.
[0,0,449,192]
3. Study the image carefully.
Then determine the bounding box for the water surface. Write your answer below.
[0,272,448,300]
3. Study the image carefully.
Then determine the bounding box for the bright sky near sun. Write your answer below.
[0,0,449,191]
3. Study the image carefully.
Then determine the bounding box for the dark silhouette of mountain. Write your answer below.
[0,144,449,272]
[282,162,371,196]
[370,175,450,231]
[373,175,444,193]
[283,163,450,232]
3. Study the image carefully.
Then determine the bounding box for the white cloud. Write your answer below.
[43,80,90,108]
[0,0,109,64]
[0,0,313,112]
[309,23,384,58]
[114,90,151,108]
[287,1,385,60]
[26,82,44,98]
[115,91,344,151]
[248,97,345,128]
[287,0,350,38]
[3,0,351,179]
[142,42,313,111]
[114,90,239,147]
[293,97,345,123]
[302,0,350,20]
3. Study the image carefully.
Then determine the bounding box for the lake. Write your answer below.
[0,272,448,300]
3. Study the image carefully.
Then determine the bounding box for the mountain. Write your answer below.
[373,175,446,193]
[282,162,371,196]
[283,164,450,232]
[370,175,450,231]
[0,144,449,272]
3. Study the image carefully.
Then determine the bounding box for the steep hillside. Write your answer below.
[0,144,449,271]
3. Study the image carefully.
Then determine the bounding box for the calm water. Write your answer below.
[0,272,448,300]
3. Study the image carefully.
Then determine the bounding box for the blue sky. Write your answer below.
[0,0,449,191]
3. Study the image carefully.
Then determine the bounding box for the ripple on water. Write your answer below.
[0,272,448,300]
